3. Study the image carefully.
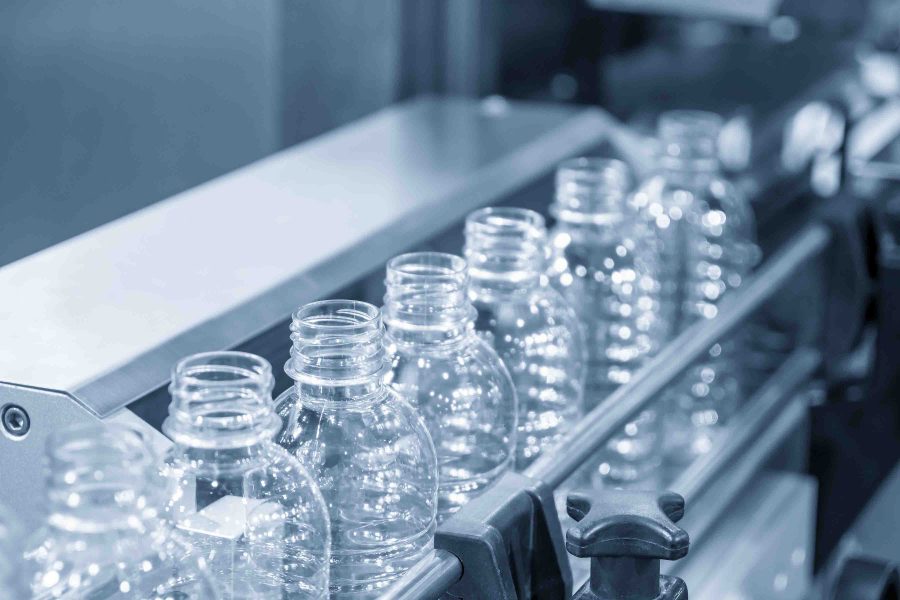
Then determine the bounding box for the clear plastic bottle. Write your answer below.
[382,252,517,520]
[632,110,759,462]
[25,423,219,599]
[547,158,665,487]
[274,300,438,599]
[464,207,586,470]
[0,503,26,600]
[161,351,330,599]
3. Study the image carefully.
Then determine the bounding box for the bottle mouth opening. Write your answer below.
[49,423,154,471]
[387,252,468,281]
[556,157,632,195]
[47,424,159,529]
[291,299,381,338]
[465,207,547,283]
[166,352,279,446]
[466,207,546,237]
[171,351,273,393]
[554,157,633,222]
[286,300,386,386]
[658,110,723,137]
[556,156,631,186]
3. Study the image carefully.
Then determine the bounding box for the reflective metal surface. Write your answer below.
[380,550,463,600]
[673,472,817,599]
[0,96,614,418]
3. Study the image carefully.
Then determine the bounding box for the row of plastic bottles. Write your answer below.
[0,109,758,599]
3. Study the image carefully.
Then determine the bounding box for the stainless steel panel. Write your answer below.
[0,96,614,418]
[381,549,463,600]
[0,383,166,531]
[672,472,817,600]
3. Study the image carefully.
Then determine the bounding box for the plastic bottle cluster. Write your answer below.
[9,110,757,599]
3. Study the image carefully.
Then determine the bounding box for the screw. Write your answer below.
[2,405,30,438]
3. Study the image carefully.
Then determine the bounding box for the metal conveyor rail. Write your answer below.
[383,222,832,600]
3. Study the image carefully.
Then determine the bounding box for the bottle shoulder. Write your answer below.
[636,173,753,221]
[385,334,512,380]
[471,288,584,343]
[275,387,436,452]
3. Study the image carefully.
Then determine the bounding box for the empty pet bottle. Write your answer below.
[0,503,26,599]
[161,351,330,599]
[26,423,219,599]
[464,207,586,470]
[633,110,759,461]
[275,300,438,599]
[547,158,665,487]
[383,252,517,520]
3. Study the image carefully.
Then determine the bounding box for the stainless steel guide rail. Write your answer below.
[384,223,832,600]
[673,348,820,518]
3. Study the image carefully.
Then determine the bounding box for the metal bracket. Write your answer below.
[435,471,572,600]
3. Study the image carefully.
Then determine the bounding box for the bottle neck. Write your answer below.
[657,110,722,183]
[45,425,158,535]
[552,157,633,227]
[465,207,547,295]
[163,351,281,451]
[383,252,477,345]
[285,300,388,404]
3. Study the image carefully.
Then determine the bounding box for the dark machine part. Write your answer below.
[810,161,900,567]
[566,490,690,600]
[830,556,900,600]
[870,195,900,413]
[434,471,572,600]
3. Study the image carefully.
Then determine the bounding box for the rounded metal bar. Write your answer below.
[381,550,463,600]
[525,224,831,489]
[673,347,821,506]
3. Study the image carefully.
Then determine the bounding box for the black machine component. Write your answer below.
[434,471,572,600]
[831,556,900,600]
[566,490,690,600]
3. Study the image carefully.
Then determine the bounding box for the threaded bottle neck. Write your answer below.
[383,252,477,345]
[285,300,387,402]
[163,351,280,449]
[553,157,634,225]
[657,110,722,175]
[46,424,158,534]
[465,207,548,292]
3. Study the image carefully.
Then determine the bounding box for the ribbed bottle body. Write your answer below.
[636,110,759,462]
[548,158,667,487]
[383,252,517,520]
[161,351,330,599]
[275,300,438,599]
[465,207,586,470]
[25,423,219,599]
